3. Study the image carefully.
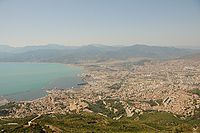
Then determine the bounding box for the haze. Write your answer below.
[0,0,200,48]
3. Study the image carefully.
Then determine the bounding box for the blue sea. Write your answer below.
[0,62,82,101]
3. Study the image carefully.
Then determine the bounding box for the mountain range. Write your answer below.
[0,44,198,63]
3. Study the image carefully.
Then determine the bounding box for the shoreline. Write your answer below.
[1,58,199,119]
[0,62,86,105]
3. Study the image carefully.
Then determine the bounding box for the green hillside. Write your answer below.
[0,111,199,133]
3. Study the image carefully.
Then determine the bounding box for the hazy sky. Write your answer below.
[0,0,200,47]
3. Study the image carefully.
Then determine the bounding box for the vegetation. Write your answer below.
[0,111,200,133]
[108,82,122,90]
[86,99,125,118]
[0,115,37,132]
[190,88,200,97]
[0,102,18,110]
[0,102,18,116]
[143,100,158,107]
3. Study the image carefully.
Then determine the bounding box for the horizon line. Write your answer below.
[0,43,199,49]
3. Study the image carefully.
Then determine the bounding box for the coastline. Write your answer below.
[0,62,85,104]
[1,58,199,120]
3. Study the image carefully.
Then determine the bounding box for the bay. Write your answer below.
[0,62,82,101]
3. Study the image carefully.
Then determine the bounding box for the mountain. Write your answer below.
[0,45,18,53]
[182,53,200,60]
[115,44,192,59]
[0,44,70,53]
[0,44,198,63]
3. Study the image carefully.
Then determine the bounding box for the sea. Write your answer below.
[0,62,82,101]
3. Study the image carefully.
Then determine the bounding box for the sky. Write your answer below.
[0,0,199,48]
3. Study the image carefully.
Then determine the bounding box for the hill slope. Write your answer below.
[0,44,198,63]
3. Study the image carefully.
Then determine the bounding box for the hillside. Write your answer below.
[0,44,197,63]
[0,111,199,133]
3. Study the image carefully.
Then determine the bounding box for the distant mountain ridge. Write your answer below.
[0,44,198,63]
[0,44,69,53]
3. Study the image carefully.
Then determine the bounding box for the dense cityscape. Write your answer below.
[0,0,200,132]
[1,56,198,120]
